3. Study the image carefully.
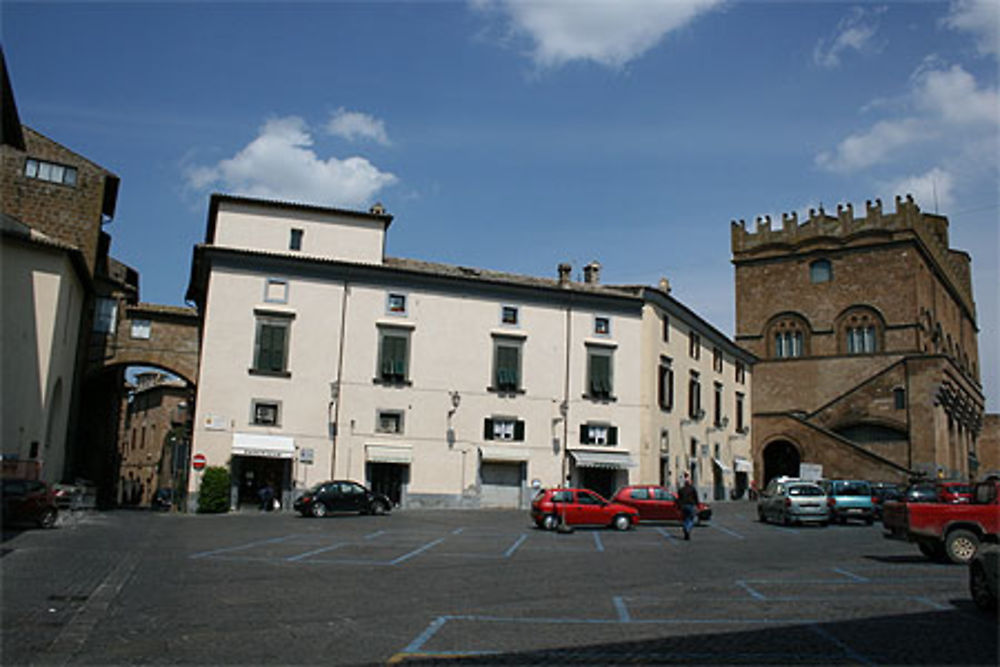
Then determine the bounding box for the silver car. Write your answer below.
[758,479,829,526]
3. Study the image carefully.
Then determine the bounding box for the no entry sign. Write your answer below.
[192,453,207,470]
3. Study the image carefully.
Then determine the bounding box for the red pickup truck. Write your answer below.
[883,480,999,564]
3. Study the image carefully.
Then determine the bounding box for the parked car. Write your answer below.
[871,482,903,520]
[970,543,998,613]
[820,479,875,525]
[883,480,1000,564]
[757,479,829,526]
[611,485,711,524]
[901,482,939,503]
[1,478,58,528]
[293,480,391,518]
[530,488,639,531]
[937,482,973,504]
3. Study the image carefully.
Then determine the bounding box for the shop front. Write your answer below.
[231,433,295,510]
[365,444,411,507]
[569,450,636,500]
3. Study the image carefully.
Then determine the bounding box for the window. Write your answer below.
[658,358,674,411]
[130,319,151,340]
[630,488,650,500]
[689,333,701,359]
[377,410,404,434]
[253,316,292,374]
[893,387,906,410]
[774,330,804,358]
[576,491,601,505]
[713,382,723,427]
[662,315,670,342]
[377,328,410,383]
[810,259,832,283]
[846,326,877,354]
[736,392,745,432]
[264,279,289,303]
[501,306,519,326]
[252,400,280,426]
[713,347,723,373]
[594,316,611,336]
[688,372,702,419]
[483,417,525,441]
[24,158,77,186]
[492,338,522,392]
[387,293,407,315]
[580,423,618,446]
[289,228,303,251]
[587,348,614,399]
[94,298,117,333]
[735,360,746,385]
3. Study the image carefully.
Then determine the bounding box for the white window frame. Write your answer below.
[130,318,151,340]
[376,410,404,434]
[386,292,408,316]
[264,278,289,304]
[251,400,281,426]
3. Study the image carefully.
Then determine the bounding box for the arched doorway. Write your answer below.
[763,440,800,485]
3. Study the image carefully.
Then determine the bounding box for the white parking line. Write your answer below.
[286,542,347,562]
[613,596,631,622]
[711,524,745,540]
[390,538,445,565]
[503,534,527,558]
[593,532,605,552]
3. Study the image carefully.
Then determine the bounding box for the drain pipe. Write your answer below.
[331,277,351,479]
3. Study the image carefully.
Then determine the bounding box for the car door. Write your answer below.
[342,482,368,512]
[320,483,346,511]
[653,487,679,521]
[573,490,605,525]
[624,487,654,519]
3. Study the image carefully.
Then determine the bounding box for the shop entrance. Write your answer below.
[232,456,291,510]
[578,467,618,500]
[367,462,408,507]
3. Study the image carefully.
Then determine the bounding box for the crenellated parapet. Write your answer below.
[731,194,975,319]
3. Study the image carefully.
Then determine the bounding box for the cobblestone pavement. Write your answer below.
[1,503,996,666]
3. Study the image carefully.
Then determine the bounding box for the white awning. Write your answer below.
[366,444,412,464]
[232,433,295,459]
[480,446,529,462]
[570,451,637,470]
[734,457,753,473]
[713,457,732,472]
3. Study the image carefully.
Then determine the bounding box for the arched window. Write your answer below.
[809,259,832,283]
[767,314,810,359]
[837,306,884,355]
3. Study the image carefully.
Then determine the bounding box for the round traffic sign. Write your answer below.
[192,453,207,470]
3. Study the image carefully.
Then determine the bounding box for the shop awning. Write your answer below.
[734,457,753,473]
[366,444,412,464]
[232,433,295,459]
[570,451,637,470]
[712,457,732,472]
[480,446,528,462]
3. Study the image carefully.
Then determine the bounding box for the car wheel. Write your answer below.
[541,514,560,531]
[37,508,57,529]
[757,507,766,523]
[782,511,791,526]
[371,500,390,516]
[310,502,327,519]
[945,529,979,565]
[970,561,998,613]
[612,514,632,531]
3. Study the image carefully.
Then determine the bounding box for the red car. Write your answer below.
[611,485,712,524]
[937,482,973,504]
[530,488,639,531]
[1,478,58,529]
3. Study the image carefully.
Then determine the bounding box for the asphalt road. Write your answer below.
[2,503,996,666]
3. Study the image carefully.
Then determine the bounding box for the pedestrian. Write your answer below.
[257,482,273,511]
[678,474,698,541]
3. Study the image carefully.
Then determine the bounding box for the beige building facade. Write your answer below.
[186,194,752,510]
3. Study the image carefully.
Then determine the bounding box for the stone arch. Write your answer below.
[835,305,886,355]
[762,438,801,485]
[763,311,812,359]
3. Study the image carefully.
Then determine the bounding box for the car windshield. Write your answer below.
[834,482,870,496]
[942,484,971,494]
[788,485,824,496]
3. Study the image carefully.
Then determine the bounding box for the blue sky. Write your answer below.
[4,1,998,409]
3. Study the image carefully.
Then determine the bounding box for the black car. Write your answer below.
[293,480,391,518]
[903,482,939,502]
[871,482,903,519]
[2,478,58,528]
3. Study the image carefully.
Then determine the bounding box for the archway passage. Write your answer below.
[763,440,800,485]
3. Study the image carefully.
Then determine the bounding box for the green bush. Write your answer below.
[197,466,231,514]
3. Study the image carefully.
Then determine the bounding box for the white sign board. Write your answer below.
[799,463,824,481]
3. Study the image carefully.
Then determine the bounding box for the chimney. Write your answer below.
[369,202,386,216]
[658,277,671,293]
[583,261,601,285]
[558,262,572,287]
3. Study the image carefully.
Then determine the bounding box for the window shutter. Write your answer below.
[667,370,674,410]
[484,418,494,440]
[579,425,589,444]
[514,420,525,441]
[269,325,285,371]
[608,426,618,446]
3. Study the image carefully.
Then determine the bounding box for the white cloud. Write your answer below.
[942,0,1000,56]
[477,0,724,69]
[185,117,397,209]
[880,167,955,212]
[326,108,391,145]
[815,118,925,172]
[813,6,886,69]
[912,63,999,125]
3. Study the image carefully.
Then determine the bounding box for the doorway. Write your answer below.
[579,467,618,500]
[367,462,408,507]
[232,456,291,510]
[763,440,801,486]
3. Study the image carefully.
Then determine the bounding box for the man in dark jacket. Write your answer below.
[678,474,698,540]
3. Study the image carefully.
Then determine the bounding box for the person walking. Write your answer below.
[678,474,699,541]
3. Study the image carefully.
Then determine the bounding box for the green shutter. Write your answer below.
[514,420,525,441]
[381,334,408,381]
[579,425,589,444]
[484,418,494,440]
[269,325,285,371]
[608,426,618,446]
[590,354,611,397]
[496,346,519,390]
